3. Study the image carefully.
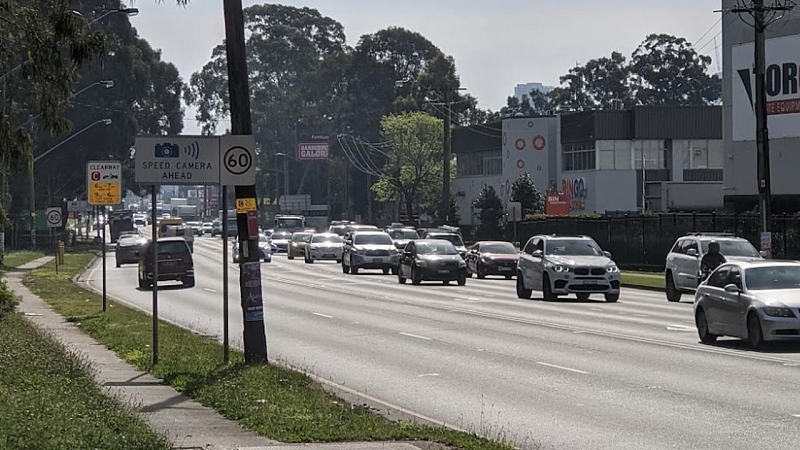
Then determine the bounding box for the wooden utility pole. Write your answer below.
[222,0,267,363]
[442,90,451,225]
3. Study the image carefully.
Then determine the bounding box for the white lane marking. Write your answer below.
[784,363,800,367]
[793,414,800,418]
[633,313,648,318]
[536,361,589,375]
[313,312,334,319]
[666,324,695,332]
[417,373,440,378]
[398,331,432,341]
[203,288,217,293]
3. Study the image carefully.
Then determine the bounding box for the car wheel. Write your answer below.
[288,252,294,260]
[336,259,342,264]
[443,280,450,285]
[183,277,195,288]
[138,276,147,290]
[391,267,398,276]
[542,274,557,301]
[116,261,121,268]
[747,312,764,349]
[476,262,486,279]
[604,293,620,303]
[264,257,272,263]
[398,269,407,284]
[457,274,467,286]
[666,273,682,302]
[342,259,350,274]
[351,266,359,275]
[505,274,513,280]
[382,268,390,275]
[516,273,532,299]
[695,308,717,344]
[411,267,422,285]
[577,293,591,301]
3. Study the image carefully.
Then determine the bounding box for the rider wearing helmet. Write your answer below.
[701,240,727,273]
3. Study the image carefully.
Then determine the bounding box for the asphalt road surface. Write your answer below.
[86,232,800,450]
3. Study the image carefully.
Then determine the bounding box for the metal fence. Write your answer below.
[517,213,800,271]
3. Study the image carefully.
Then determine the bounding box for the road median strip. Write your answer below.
[24,250,516,450]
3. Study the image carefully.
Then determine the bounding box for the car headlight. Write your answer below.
[355,248,366,255]
[763,307,796,318]
[552,265,571,273]
[416,260,427,268]
[606,265,619,273]
[458,260,466,268]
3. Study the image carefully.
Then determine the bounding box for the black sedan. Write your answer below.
[465,241,519,279]
[397,239,467,286]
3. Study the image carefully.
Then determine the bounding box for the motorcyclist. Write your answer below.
[700,241,726,275]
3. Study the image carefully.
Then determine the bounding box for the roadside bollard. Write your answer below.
[58,240,65,265]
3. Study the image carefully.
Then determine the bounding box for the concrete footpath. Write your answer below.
[6,257,426,450]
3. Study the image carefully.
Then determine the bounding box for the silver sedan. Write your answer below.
[305,233,343,263]
[694,261,800,348]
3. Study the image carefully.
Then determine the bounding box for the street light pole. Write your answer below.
[275,152,290,199]
[29,118,112,250]
[442,90,451,225]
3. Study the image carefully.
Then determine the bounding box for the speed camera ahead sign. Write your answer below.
[46,207,62,228]
[220,135,255,186]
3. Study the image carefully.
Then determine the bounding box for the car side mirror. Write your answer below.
[532,250,543,258]
[724,283,741,294]
[603,251,612,259]
[759,250,770,258]
[686,248,698,257]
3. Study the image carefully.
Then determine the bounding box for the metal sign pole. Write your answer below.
[151,185,159,365]
[102,206,107,312]
[53,227,58,274]
[222,186,229,364]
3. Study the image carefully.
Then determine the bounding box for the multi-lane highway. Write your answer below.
[85,232,800,450]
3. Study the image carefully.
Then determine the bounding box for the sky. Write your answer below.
[127,0,723,134]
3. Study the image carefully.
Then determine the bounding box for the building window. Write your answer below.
[457,149,502,177]
[634,140,668,170]
[682,139,723,169]
[597,140,633,170]
[563,141,596,171]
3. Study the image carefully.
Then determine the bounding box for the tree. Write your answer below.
[371,112,442,221]
[472,185,504,238]
[549,51,631,111]
[511,173,544,216]
[630,34,720,105]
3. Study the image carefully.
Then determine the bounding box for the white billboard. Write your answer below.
[499,117,557,199]
[732,34,800,141]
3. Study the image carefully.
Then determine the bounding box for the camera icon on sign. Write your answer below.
[155,143,179,158]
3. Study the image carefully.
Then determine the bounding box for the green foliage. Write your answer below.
[510,173,544,216]
[0,313,171,450]
[24,251,515,450]
[472,185,504,238]
[372,112,443,221]
[0,280,17,319]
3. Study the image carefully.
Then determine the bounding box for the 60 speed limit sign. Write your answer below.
[220,135,256,186]
[46,207,62,228]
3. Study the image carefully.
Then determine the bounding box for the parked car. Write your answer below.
[466,241,519,279]
[694,261,800,348]
[516,235,620,302]
[270,231,292,253]
[288,232,313,260]
[397,239,467,285]
[386,227,420,251]
[305,233,343,263]
[665,233,763,302]
[423,231,468,258]
[233,235,272,263]
[342,231,398,275]
[115,233,147,267]
[201,222,213,235]
[137,237,194,289]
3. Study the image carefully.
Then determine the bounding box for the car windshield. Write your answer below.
[546,239,603,256]
[482,243,517,254]
[330,226,347,236]
[388,230,418,239]
[277,218,303,229]
[119,237,141,245]
[417,241,458,255]
[702,240,760,258]
[158,241,189,255]
[312,234,343,244]
[429,234,463,247]
[354,233,393,245]
[745,266,800,290]
[292,233,311,242]
[272,232,291,240]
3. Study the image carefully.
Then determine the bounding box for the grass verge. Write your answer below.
[1,250,46,270]
[25,251,518,450]
[621,271,665,290]
[0,306,171,449]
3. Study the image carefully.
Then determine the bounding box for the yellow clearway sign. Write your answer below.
[87,161,122,206]
[235,198,257,213]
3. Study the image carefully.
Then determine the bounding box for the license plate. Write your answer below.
[438,270,450,274]
[324,254,335,258]
[499,266,511,272]
[372,258,384,263]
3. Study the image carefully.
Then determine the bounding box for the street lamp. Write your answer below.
[29,118,112,250]
[275,152,290,198]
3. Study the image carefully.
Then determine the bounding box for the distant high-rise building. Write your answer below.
[514,82,554,102]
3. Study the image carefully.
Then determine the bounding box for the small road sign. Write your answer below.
[220,135,255,186]
[87,161,122,205]
[46,207,62,228]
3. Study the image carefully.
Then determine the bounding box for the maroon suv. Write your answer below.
[138,237,195,289]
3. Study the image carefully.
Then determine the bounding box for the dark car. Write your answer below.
[137,237,194,289]
[397,239,467,286]
[115,234,147,267]
[466,241,519,279]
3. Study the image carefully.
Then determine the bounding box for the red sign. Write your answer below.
[767,99,800,116]
[545,192,570,216]
[296,142,329,161]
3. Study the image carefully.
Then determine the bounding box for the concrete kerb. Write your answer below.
[76,256,472,437]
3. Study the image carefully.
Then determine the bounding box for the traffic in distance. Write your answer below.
[114,213,800,350]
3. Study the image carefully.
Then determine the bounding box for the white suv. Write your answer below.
[516,235,621,302]
[665,233,763,302]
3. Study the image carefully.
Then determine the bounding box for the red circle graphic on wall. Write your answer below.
[527,121,534,128]
[515,138,526,150]
[516,159,525,169]
[532,135,546,150]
